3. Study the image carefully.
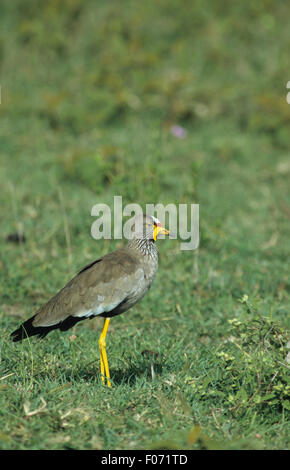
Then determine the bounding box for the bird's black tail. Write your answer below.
[10,316,52,342]
[11,314,85,342]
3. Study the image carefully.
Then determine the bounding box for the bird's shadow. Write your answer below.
[111,362,164,386]
[64,360,164,387]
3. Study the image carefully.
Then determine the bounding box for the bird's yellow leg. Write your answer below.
[99,318,111,387]
[100,349,105,384]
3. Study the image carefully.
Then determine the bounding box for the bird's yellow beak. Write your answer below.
[153,224,170,241]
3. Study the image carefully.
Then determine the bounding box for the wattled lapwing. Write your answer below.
[11,215,170,387]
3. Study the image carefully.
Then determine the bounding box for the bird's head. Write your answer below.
[131,214,170,241]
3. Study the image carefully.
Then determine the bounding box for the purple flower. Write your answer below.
[170,125,187,139]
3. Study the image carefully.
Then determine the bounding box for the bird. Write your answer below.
[11,214,170,387]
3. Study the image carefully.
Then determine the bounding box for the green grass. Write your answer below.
[0,0,289,450]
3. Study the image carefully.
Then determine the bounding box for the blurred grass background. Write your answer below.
[0,0,289,450]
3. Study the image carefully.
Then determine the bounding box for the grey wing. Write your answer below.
[73,265,145,319]
[32,253,145,327]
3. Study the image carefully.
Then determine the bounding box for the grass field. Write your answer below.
[0,0,289,450]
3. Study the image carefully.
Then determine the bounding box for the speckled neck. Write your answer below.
[127,237,158,259]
